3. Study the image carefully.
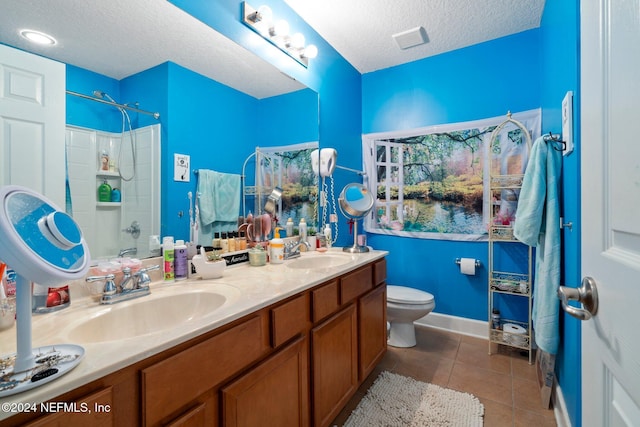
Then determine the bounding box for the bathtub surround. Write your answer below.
[344,371,484,426]
[65,124,161,259]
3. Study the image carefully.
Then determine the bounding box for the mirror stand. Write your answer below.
[343,218,369,253]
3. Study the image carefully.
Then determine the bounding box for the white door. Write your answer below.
[0,44,65,207]
[581,0,640,425]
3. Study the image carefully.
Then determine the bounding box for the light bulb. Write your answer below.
[291,33,305,49]
[303,44,318,59]
[271,19,290,37]
[256,5,272,22]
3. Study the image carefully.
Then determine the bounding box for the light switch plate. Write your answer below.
[562,91,574,156]
[174,153,190,182]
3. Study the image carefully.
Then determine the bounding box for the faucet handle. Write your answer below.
[134,264,160,289]
[86,273,117,296]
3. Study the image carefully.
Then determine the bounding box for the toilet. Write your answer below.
[387,285,436,348]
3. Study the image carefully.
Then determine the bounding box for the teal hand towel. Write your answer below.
[197,169,241,226]
[513,136,562,355]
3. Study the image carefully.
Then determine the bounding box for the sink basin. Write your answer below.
[286,254,353,270]
[65,286,241,343]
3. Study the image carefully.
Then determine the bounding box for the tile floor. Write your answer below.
[332,325,557,426]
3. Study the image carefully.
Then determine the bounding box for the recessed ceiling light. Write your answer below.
[19,29,57,46]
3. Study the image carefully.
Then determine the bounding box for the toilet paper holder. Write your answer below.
[455,258,481,268]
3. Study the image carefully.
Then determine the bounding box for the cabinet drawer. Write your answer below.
[271,293,310,348]
[340,265,373,304]
[142,314,268,426]
[312,280,340,323]
[25,387,114,427]
[373,258,387,286]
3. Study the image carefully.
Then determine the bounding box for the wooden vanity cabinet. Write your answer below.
[2,257,387,427]
[310,259,387,427]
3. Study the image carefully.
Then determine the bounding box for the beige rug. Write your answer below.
[344,371,484,426]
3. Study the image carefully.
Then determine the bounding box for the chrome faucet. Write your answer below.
[284,239,311,260]
[86,265,160,305]
[118,247,138,257]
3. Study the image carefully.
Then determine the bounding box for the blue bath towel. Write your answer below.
[513,136,562,355]
[197,169,241,226]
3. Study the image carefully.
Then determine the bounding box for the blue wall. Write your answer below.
[66,65,122,132]
[540,0,581,425]
[362,30,542,322]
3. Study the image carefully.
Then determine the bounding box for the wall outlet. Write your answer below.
[174,154,190,182]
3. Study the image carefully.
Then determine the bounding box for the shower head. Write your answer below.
[93,90,117,103]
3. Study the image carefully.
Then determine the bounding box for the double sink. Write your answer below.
[38,251,355,344]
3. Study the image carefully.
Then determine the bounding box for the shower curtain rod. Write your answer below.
[66,90,160,119]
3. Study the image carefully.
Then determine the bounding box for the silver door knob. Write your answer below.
[557,276,598,320]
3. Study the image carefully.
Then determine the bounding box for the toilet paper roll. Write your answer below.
[459,258,476,275]
[503,323,527,346]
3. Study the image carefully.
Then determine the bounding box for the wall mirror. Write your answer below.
[0,1,319,260]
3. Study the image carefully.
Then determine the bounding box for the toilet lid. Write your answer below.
[387,285,434,304]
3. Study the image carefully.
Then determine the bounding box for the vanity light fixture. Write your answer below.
[242,2,318,67]
[19,29,57,46]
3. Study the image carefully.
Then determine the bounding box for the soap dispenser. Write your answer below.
[270,227,284,264]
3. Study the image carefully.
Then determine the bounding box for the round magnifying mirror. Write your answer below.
[0,185,90,286]
[338,183,374,252]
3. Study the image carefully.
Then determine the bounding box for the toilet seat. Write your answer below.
[387,285,434,305]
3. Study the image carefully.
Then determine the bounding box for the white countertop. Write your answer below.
[0,248,387,418]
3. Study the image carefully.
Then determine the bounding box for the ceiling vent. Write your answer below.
[392,26,428,50]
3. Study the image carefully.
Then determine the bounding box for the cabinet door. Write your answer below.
[222,336,309,427]
[358,285,387,381]
[311,304,358,427]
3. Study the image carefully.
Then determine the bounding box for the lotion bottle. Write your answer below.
[324,224,332,248]
[174,240,188,280]
[270,228,284,264]
[286,218,294,237]
[163,236,175,282]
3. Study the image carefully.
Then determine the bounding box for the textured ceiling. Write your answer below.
[0,0,545,98]
[285,0,546,73]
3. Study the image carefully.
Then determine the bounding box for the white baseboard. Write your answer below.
[414,312,488,339]
[553,382,572,427]
[415,312,573,427]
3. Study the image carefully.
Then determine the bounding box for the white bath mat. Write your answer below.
[344,371,484,426]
